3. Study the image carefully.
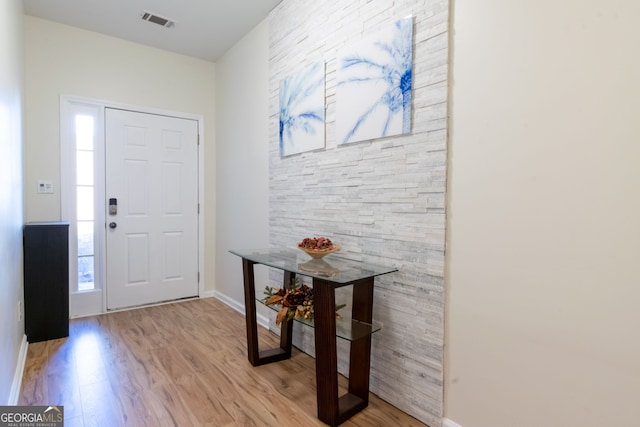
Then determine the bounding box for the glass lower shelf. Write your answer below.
[258,299,381,342]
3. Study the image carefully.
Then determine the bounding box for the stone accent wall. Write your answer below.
[268,1,448,425]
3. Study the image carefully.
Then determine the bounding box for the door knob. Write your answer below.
[109,222,117,229]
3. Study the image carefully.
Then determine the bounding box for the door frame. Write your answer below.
[60,94,206,317]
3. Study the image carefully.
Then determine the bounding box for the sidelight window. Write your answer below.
[75,115,95,291]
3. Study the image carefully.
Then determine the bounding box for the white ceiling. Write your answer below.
[23,0,283,62]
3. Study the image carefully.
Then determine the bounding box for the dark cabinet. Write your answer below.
[23,222,70,342]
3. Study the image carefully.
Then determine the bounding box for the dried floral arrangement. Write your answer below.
[297,236,335,250]
[263,278,345,326]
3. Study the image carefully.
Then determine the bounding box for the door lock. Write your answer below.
[109,198,117,215]
[109,222,117,229]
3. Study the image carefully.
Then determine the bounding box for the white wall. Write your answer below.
[446,1,640,426]
[24,16,217,291]
[214,19,270,307]
[0,0,25,405]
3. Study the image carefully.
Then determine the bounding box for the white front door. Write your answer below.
[105,108,199,310]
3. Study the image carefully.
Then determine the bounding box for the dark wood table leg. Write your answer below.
[313,277,375,426]
[348,278,374,402]
[242,259,261,366]
[241,258,293,366]
[313,278,340,426]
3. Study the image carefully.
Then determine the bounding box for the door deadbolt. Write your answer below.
[109,222,117,229]
[109,198,117,215]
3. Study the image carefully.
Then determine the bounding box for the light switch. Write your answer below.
[37,180,54,194]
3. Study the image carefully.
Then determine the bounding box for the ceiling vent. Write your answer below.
[141,11,175,29]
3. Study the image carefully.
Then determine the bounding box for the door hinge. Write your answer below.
[197,203,200,214]
[198,272,200,283]
[197,134,200,146]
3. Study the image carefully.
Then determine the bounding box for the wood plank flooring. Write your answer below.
[19,297,428,427]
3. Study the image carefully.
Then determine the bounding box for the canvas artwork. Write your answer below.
[336,16,413,145]
[279,61,325,156]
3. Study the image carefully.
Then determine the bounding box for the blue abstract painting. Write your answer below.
[279,61,325,156]
[336,16,413,145]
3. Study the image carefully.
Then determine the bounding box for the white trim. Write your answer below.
[8,335,28,405]
[197,120,205,298]
[60,94,205,315]
[61,99,105,317]
[214,291,245,315]
[200,290,217,299]
[257,312,270,329]
[102,296,199,315]
[443,418,464,427]
[61,94,205,123]
[213,291,270,329]
[69,289,104,318]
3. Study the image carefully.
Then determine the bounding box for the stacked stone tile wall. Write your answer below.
[268,1,448,425]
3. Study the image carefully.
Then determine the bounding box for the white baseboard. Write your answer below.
[212,291,244,314]
[8,335,28,405]
[200,289,217,299]
[443,418,464,427]
[257,312,270,329]
[211,291,270,329]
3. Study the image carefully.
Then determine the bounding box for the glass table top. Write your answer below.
[230,248,398,284]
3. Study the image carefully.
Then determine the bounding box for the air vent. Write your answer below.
[141,11,175,28]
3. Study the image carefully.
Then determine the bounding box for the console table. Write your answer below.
[230,248,397,426]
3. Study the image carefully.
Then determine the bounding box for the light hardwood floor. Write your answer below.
[19,297,428,427]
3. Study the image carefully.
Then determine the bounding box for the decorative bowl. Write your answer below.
[299,244,341,259]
